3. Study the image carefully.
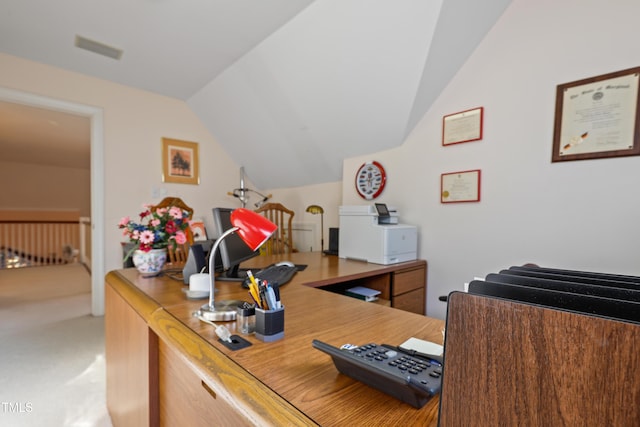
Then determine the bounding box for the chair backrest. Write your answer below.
[152,197,194,264]
[254,202,295,255]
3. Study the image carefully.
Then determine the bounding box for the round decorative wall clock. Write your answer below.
[355,160,387,200]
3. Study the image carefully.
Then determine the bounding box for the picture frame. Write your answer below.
[442,107,484,146]
[162,137,200,185]
[552,67,640,162]
[441,169,481,203]
[189,217,208,241]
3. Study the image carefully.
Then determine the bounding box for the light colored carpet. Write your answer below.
[0,264,92,334]
[0,264,112,426]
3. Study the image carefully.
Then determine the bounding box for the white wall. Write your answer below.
[266,181,343,252]
[344,0,640,319]
[0,160,91,216]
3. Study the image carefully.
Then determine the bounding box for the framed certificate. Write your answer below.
[441,170,481,203]
[552,67,640,162]
[442,107,484,146]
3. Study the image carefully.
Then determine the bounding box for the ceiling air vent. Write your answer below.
[74,35,123,60]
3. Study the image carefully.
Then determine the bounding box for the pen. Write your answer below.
[269,286,282,309]
[266,286,277,310]
[258,286,268,310]
[272,285,281,309]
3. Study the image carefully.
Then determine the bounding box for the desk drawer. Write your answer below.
[159,339,252,426]
[393,288,425,314]
[393,268,425,296]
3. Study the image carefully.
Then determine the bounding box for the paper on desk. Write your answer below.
[400,337,444,356]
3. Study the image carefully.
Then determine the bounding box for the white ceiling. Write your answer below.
[0,0,512,187]
[0,101,90,169]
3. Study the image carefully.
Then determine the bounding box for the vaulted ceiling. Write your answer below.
[0,0,512,188]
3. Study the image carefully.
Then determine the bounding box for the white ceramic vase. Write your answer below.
[132,248,167,277]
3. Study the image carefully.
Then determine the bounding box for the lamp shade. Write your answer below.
[230,208,278,251]
[305,204,324,215]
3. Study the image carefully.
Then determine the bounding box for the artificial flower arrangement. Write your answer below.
[118,204,191,260]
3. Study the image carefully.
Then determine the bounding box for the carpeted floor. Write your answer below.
[0,264,92,334]
[0,264,112,426]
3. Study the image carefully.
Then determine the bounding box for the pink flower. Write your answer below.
[118,216,130,227]
[139,230,155,245]
[151,219,161,227]
[169,207,183,219]
[174,230,187,245]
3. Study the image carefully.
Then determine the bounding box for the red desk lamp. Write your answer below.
[198,208,277,321]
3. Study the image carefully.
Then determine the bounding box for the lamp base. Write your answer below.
[197,300,244,321]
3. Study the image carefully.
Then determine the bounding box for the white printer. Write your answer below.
[338,203,417,265]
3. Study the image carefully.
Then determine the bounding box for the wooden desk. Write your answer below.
[105,252,443,426]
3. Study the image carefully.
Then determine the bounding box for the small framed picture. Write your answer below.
[162,138,200,185]
[189,218,208,241]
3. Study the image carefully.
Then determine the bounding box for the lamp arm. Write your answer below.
[227,188,272,208]
[206,226,239,309]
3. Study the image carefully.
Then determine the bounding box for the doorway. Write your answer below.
[0,87,105,315]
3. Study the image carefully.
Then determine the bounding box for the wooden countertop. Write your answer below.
[107,252,443,426]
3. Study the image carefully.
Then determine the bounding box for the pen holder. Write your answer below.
[255,306,284,342]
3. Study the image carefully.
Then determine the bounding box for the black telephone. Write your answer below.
[312,340,442,408]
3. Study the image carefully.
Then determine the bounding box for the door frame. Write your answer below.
[0,87,105,315]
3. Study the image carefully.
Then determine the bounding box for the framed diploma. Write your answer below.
[441,169,481,203]
[442,107,484,146]
[552,67,640,162]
